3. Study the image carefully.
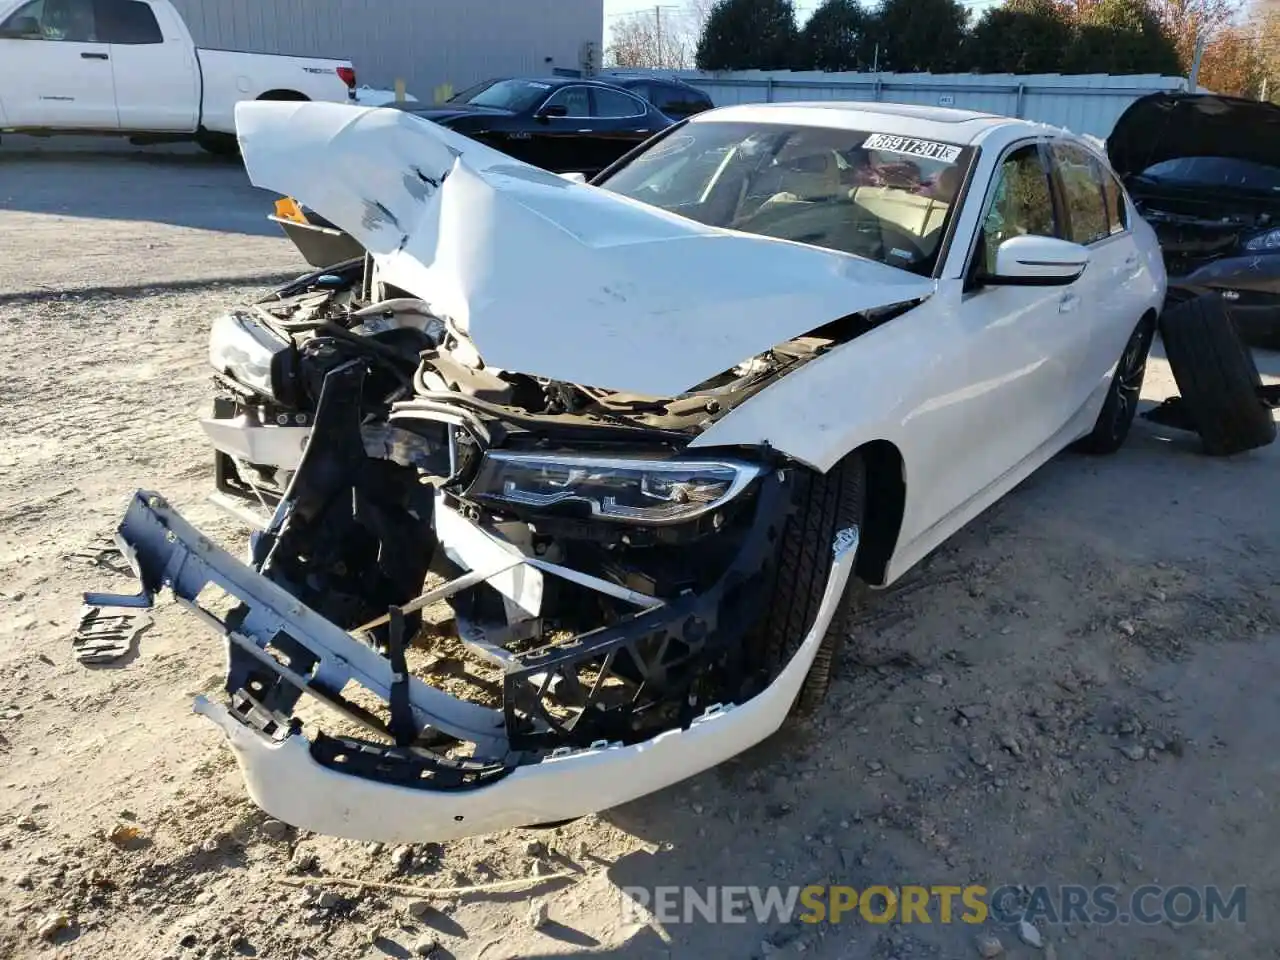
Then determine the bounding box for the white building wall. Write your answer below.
[172,0,604,101]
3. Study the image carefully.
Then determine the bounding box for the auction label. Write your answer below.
[863,134,962,163]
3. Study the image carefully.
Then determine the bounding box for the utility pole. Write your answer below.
[655,5,663,68]
[1188,33,1206,90]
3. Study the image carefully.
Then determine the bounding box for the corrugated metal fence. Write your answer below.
[601,70,1194,139]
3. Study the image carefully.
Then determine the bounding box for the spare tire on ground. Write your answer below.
[1159,293,1276,456]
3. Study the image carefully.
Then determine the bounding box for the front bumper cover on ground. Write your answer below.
[87,491,859,842]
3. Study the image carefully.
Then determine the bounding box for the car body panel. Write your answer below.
[234,100,936,398]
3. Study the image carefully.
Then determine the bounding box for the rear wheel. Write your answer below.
[1160,293,1275,456]
[745,453,866,718]
[1073,313,1156,455]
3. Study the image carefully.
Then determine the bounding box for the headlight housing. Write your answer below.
[466,451,764,525]
[1244,228,1280,251]
[208,312,289,398]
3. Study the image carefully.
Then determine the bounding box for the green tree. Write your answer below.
[797,0,874,71]
[966,0,1075,74]
[869,0,971,73]
[695,0,800,70]
[1063,0,1182,74]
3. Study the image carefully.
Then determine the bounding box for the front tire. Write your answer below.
[745,453,866,718]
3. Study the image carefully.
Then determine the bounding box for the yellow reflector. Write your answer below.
[274,197,307,223]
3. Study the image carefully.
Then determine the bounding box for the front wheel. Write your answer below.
[743,453,866,718]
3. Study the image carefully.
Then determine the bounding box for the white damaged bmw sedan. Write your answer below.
[88,99,1166,842]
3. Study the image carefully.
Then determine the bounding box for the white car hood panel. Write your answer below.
[235,101,935,397]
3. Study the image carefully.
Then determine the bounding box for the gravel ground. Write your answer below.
[1,149,1278,960]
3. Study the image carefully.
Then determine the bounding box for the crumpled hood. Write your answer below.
[234,100,934,397]
[1108,92,1280,180]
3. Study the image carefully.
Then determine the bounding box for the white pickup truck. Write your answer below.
[0,0,357,153]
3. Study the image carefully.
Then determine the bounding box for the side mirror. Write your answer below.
[537,104,568,120]
[558,171,587,184]
[984,235,1089,286]
[0,16,41,37]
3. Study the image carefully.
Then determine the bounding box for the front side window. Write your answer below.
[979,144,1057,274]
[95,0,161,43]
[1,0,97,41]
[1051,142,1109,245]
[598,121,976,276]
[592,87,645,119]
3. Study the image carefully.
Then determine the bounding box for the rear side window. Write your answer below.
[95,0,161,43]
[592,87,646,119]
[654,83,710,117]
[625,81,652,104]
[1050,142,1109,245]
[1102,173,1127,235]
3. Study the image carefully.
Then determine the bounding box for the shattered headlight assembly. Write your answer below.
[466,451,764,525]
[1244,228,1280,252]
[208,312,290,398]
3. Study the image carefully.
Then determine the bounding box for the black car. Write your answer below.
[610,76,715,119]
[391,76,673,178]
[1109,91,1280,349]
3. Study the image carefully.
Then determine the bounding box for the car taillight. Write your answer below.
[337,66,356,89]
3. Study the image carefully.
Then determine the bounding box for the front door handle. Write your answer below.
[1059,292,1081,313]
[81,51,109,60]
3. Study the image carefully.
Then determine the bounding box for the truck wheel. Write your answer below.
[1073,313,1156,455]
[196,131,240,158]
[1160,293,1276,456]
[744,453,866,718]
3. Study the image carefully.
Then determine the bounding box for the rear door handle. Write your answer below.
[1059,292,1081,313]
[81,51,109,60]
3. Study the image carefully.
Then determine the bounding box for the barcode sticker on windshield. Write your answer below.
[862,134,962,163]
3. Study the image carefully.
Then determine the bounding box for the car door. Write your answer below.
[588,86,652,172]
[528,84,592,173]
[907,140,1081,537]
[1047,139,1147,413]
[0,0,118,128]
[97,0,197,132]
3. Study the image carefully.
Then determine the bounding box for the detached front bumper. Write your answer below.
[89,491,858,843]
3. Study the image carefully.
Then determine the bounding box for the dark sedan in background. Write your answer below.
[391,76,674,177]
[1110,91,1280,349]
[609,75,715,119]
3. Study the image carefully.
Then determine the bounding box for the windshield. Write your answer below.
[1139,157,1280,194]
[598,121,975,275]
[448,78,551,112]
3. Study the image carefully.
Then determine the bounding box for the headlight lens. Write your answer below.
[1244,228,1280,251]
[208,312,288,397]
[467,451,764,525]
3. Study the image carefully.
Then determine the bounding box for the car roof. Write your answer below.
[689,101,1055,146]
[496,76,637,91]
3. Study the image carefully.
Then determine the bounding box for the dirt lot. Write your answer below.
[1,145,1278,960]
